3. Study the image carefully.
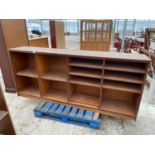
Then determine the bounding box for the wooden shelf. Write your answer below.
[103,80,141,93]
[0,110,8,121]
[104,63,146,74]
[43,88,67,102]
[41,72,67,82]
[70,76,101,87]
[70,68,102,79]
[69,61,103,69]
[9,46,149,120]
[70,93,100,106]
[101,97,136,117]
[19,86,40,97]
[104,71,144,84]
[16,68,38,78]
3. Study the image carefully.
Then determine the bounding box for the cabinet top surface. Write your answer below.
[9,46,150,62]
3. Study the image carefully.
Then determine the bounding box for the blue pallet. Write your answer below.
[34,102,101,129]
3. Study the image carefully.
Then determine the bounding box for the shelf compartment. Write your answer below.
[16,76,40,97]
[69,57,103,69]
[70,67,102,79]
[36,54,68,78]
[40,79,67,102]
[70,76,101,87]
[41,72,67,82]
[104,70,144,84]
[16,68,38,78]
[43,89,67,103]
[101,97,136,117]
[103,80,142,93]
[100,89,136,117]
[104,60,146,74]
[10,52,37,76]
[69,84,100,106]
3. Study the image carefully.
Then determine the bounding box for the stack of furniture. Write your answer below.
[49,20,65,49]
[80,20,112,51]
[0,83,16,135]
[9,46,150,120]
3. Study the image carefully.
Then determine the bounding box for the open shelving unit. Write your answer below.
[9,46,150,120]
[0,83,15,135]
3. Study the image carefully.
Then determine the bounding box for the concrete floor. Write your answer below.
[1,35,155,135]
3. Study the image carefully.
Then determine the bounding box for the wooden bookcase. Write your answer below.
[80,20,112,51]
[9,46,150,120]
[0,83,16,135]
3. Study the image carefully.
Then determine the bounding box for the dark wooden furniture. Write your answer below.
[0,19,29,92]
[49,20,65,49]
[0,83,16,135]
[9,46,150,120]
[29,36,49,48]
[80,20,112,51]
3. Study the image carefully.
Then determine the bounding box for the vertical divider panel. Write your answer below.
[99,59,105,107]
[35,53,41,97]
[66,56,70,103]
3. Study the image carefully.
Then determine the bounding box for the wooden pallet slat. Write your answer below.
[62,106,72,115]
[84,111,94,120]
[41,102,53,112]
[49,103,59,113]
[69,108,78,117]
[76,109,85,118]
[55,105,65,114]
